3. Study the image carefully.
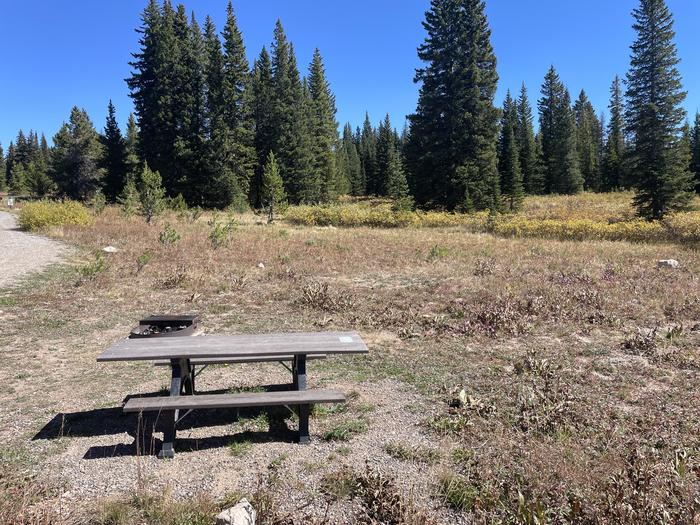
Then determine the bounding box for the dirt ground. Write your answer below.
[1,208,699,524]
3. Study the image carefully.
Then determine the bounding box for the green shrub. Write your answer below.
[18,200,93,232]
[158,223,180,245]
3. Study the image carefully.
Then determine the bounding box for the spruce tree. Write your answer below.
[5,143,15,190]
[138,162,165,223]
[341,124,363,195]
[359,113,378,195]
[691,112,700,192]
[574,90,602,191]
[201,15,236,209]
[261,151,286,222]
[376,114,395,196]
[538,67,583,194]
[0,144,5,192]
[406,0,500,211]
[499,93,524,211]
[516,83,541,194]
[602,76,627,190]
[50,107,105,200]
[308,49,339,202]
[124,113,141,182]
[625,0,693,219]
[251,47,275,207]
[271,23,314,203]
[221,1,256,206]
[100,100,128,201]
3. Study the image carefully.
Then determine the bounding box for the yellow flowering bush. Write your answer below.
[18,200,94,232]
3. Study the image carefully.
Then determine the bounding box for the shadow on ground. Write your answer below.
[32,386,298,459]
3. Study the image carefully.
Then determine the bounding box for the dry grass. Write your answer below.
[1,198,700,523]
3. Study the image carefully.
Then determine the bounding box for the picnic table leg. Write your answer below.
[158,358,190,459]
[293,354,310,444]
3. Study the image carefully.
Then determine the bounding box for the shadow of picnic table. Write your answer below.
[32,386,297,459]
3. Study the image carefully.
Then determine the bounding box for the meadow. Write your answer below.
[1,192,699,524]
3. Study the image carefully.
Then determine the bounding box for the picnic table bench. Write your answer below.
[97,331,368,458]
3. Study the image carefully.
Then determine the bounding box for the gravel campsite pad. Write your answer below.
[0,211,67,288]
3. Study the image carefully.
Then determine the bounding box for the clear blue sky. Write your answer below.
[1,0,699,149]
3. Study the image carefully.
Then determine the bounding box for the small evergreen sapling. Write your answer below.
[261,152,286,223]
[138,163,165,224]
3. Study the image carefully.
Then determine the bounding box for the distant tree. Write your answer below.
[603,77,627,191]
[100,100,128,201]
[376,114,395,196]
[26,161,54,197]
[221,1,256,205]
[516,83,541,194]
[271,22,314,203]
[117,176,140,217]
[690,112,700,192]
[359,113,378,195]
[251,47,275,207]
[340,124,363,195]
[138,162,165,223]
[538,67,583,194]
[50,107,105,200]
[261,151,286,222]
[625,0,694,219]
[4,143,15,189]
[124,113,141,182]
[406,0,500,211]
[498,93,524,211]
[0,144,5,192]
[574,90,602,191]
[308,49,339,202]
[10,164,28,195]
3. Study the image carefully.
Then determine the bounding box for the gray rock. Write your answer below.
[216,498,256,525]
[103,246,119,253]
[657,259,680,269]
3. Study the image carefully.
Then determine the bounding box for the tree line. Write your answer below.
[2,0,699,219]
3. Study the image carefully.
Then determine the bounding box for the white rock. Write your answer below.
[103,246,119,253]
[216,499,256,525]
[257,262,265,269]
[657,259,680,269]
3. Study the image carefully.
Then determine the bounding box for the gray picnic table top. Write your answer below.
[97,331,368,362]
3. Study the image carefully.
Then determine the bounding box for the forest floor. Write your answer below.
[1,198,699,524]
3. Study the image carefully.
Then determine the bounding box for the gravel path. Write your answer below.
[0,211,68,288]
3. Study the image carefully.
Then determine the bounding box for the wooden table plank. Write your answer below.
[97,331,368,362]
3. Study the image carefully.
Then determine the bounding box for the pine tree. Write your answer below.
[5,143,15,190]
[124,113,141,181]
[602,76,627,190]
[308,49,339,202]
[625,0,693,219]
[690,112,700,192]
[221,1,256,206]
[138,162,165,223]
[251,47,275,207]
[376,114,395,196]
[25,160,54,197]
[538,67,583,194]
[406,0,500,211]
[270,22,314,203]
[201,15,235,209]
[0,144,5,192]
[100,100,128,201]
[10,164,28,195]
[516,83,541,194]
[574,90,602,191]
[50,107,105,200]
[499,95,524,211]
[340,124,363,195]
[261,151,286,222]
[359,113,378,195]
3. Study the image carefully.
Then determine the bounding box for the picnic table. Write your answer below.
[97,331,368,458]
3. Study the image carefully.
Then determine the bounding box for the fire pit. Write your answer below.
[129,314,200,339]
